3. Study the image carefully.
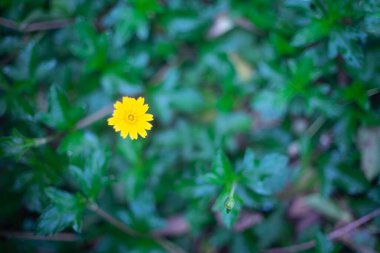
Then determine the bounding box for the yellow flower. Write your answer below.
[107,96,153,140]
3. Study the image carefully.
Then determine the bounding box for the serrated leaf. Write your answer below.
[58,131,100,157]
[38,188,85,235]
[59,132,109,199]
[328,30,366,68]
[211,150,234,183]
[0,129,50,158]
[203,173,224,185]
[35,59,57,81]
[40,86,84,130]
[242,153,290,195]
[365,13,380,35]
[283,57,318,100]
[45,187,76,206]
[291,20,330,47]
[2,40,36,81]
[72,149,108,199]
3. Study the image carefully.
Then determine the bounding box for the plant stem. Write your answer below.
[88,203,140,237]
[75,105,113,129]
[0,231,78,242]
[0,17,73,32]
[264,207,380,253]
[88,203,186,253]
[306,116,325,137]
[229,181,237,198]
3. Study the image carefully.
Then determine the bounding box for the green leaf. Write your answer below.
[365,13,380,35]
[215,112,252,136]
[0,129,51,158]
[37,188,85,235]
[59,132,109,198]
[291,19,331,47]
[211,150,235,183]
[203,173,225,185]
[2,40,36,82]
[316,232,334,253]
[40,86,84,130]
[163,13,206,39]
[253,207,287,249]
[252,90,287,122]
[131,0,163,16]
[333,164,370,194]
[70,148,109,199]
[35,59,57,81]
[283,57,318,100]
[59,131,84,155]
[241,152,290,195]
[70,21,108,72]
[117,137,143,166]
[170,88,204,112]
[58,131,100,157]
[270,33,295,55]
[123,167,146,201]
[328,30,365,68]
[149,81,204,125]
[127,190,165,231]
[101,73,142,97]
[342,81,368,109]
[111,7,147,45]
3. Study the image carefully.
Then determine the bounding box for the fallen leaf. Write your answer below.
[358,127,380,181]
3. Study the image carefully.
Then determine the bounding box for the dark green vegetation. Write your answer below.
[1,0,380,252]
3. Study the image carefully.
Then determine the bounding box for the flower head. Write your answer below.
[107,96,153,140]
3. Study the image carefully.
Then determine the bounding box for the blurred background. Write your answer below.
[1,0,380,252]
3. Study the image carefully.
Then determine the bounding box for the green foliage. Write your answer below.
[315,232,338,253]
[1,0,380,252]
[239,150,290,196]
[37,188,85,235]
[40,86,84,130]
[59,131,110,199]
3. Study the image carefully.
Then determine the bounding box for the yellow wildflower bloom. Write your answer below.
[107,96,153,140]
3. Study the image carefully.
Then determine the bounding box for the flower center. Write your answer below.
[127,114,135,122]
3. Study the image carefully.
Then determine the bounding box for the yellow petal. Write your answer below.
[134,104,148,114]
[122,96,134,106]
[114,101,122,109]
[144,122,152,130]
[137,97,145,106]
[121,130,128,138]
[130,130,138,140]
[141,113,153,121]
[138,129,147,138]
[108,117,116,125]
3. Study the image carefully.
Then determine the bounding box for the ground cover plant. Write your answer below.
[1,0,380,252]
